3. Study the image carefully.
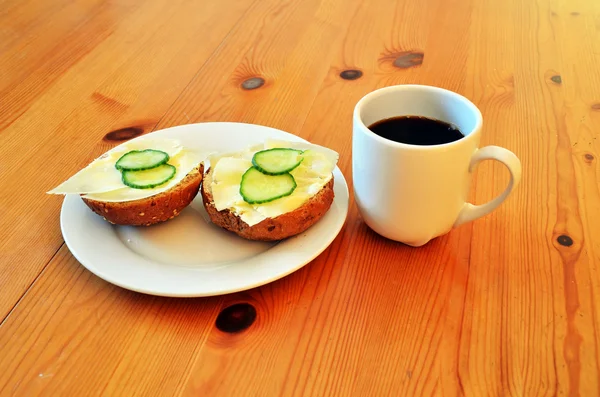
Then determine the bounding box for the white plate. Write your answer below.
[60,122,349,297]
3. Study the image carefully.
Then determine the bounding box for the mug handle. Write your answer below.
[453,146,522,228]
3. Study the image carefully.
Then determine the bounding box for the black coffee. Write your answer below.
[368,116,464,145]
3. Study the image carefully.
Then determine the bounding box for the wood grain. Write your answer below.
[1,0,600,395]
[0,0,254,320]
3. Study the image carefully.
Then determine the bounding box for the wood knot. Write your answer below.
[339,69,362,80]
[103,127,144,142]
[216,303,256,333]
[393,51,424,69]
[550,75,562,84]
[505,75,515,87]
[557,235,574,247]
[570,11,580,16]
[584,153,594,163]
[241,77,265,90]
[591,103,600,111]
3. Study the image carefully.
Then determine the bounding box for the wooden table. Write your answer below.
[1,0,599,394]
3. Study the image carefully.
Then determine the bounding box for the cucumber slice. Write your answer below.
[251,148,303,175]
[115,149,169,171]
[122,164,176,189]
[240,167,297,204]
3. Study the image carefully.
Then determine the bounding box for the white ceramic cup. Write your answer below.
[352,84,522,247]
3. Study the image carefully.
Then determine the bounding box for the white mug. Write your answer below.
[352,85,522,247]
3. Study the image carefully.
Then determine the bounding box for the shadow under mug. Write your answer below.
[352,84,522,247]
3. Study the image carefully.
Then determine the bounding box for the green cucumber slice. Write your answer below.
[122,164,176,189]
[251,148,303,175]
[115,149,170,171]
[240,167,297,204]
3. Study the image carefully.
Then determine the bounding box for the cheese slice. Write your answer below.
[47,138,207,202]
[210,140,339,227]
[211,157,252,209]
[81,149,206,202]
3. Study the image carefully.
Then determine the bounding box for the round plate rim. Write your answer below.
[59,122,349,297]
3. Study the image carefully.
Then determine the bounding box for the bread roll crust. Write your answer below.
[82,163,204,226]
[201,168,334,241]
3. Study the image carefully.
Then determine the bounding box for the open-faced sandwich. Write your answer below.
[48,138,206,226]
[202,139,339,241]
